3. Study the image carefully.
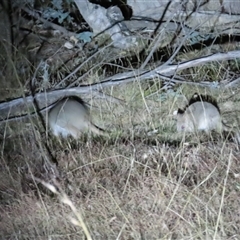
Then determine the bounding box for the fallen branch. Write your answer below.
[1,50,240,120]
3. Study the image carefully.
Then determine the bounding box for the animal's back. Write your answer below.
[177,98,222,132]
[187,101,221,131]
[48,98,89,138]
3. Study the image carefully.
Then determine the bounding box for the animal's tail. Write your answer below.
[221,121,240,144]
[233,131,240,144]
[89,122,109,137]
[222,121,233,132]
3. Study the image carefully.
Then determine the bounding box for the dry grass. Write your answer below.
[1,80,240,240]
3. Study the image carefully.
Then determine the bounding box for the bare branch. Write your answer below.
[1,50,240,120]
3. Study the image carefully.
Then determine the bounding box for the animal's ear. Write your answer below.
[188,92,203,106]
[177,108,184,114]
[192,92,200,99]
[173,110,178,115]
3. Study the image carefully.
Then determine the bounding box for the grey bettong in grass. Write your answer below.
[175,93,232,133]
[48,96,109,138]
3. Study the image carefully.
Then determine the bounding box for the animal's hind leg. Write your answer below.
[66,124,82,139]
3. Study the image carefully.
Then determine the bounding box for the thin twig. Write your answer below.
[140,1,172,69]
[22,7,76,37]
[57,41,114,87]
